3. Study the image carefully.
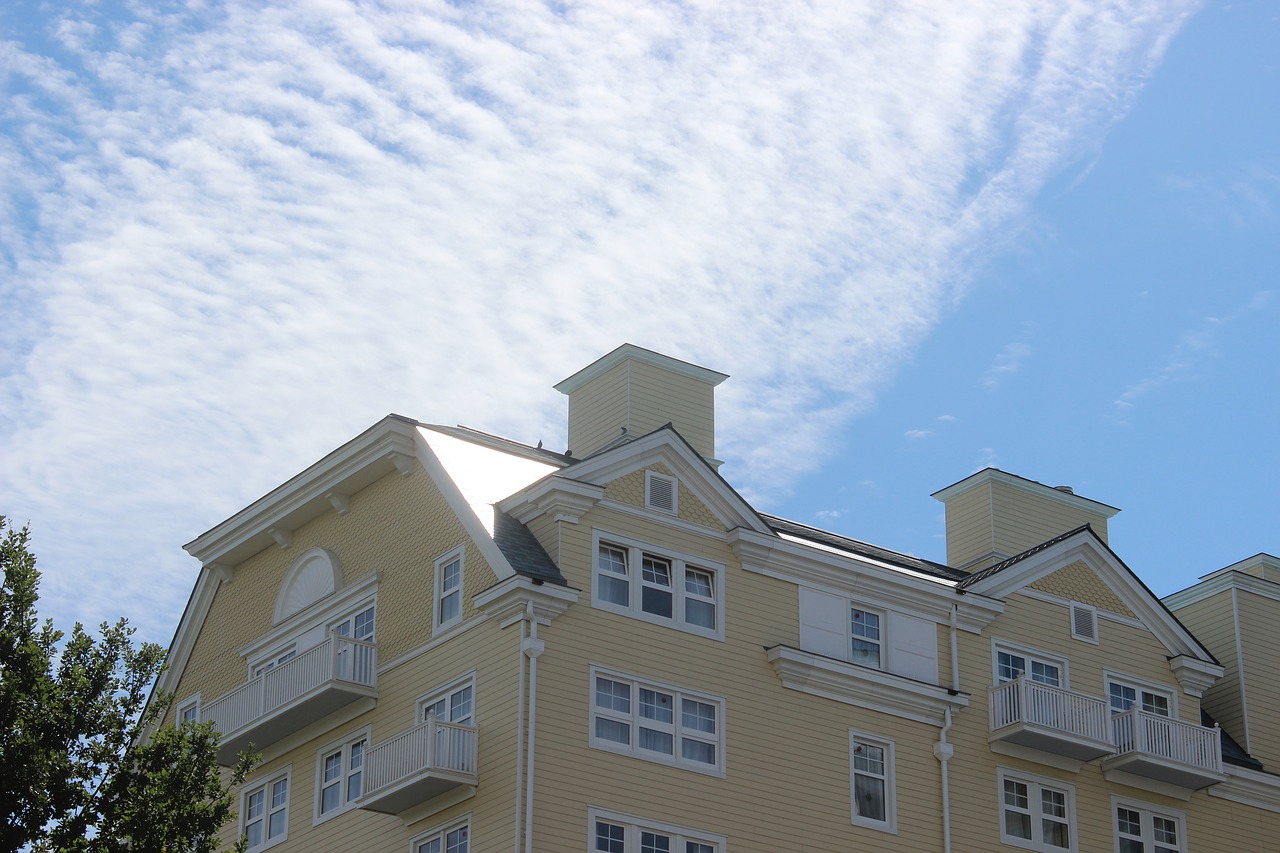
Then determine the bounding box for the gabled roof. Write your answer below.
[957,524,1218,666]
[503,423,773,536]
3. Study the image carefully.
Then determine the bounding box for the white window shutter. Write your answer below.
[888,611,938,682]
[799,587,849,660]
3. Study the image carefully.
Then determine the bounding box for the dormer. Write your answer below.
[555,344,727,463]
[932,469,1120,573]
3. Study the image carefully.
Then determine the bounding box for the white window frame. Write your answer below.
[588,666,725,777]
[417,672,477,725]
[849,604,885,670]
[997,768,1077,853]
[1112,796,1186,853]
[644,470,679,515]
[591,530,724,640]
[177,694,201,725]
[588,806,725,853]
[313,726,371,823]
[434,547,465,633]
[993,640,1070,688]
[1104,671,1176,718]
[241,766,291,852]
[849,730,896,833]
[410,814,471,853]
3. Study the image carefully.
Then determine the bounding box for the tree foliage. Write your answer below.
[0,516,253,853]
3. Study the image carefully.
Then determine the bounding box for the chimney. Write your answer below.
[931,469,1120,572]
[555,344,728,462]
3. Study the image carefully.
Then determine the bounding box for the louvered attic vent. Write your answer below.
[1070,602,1098,643]
[645,471,678,514]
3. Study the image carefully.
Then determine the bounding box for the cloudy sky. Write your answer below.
[2,0,1275,645]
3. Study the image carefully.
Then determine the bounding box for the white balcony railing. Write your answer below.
[360,715,478,814]
[202,633,377,748]
[1110,708,1222,774]
[990,678,1111,746]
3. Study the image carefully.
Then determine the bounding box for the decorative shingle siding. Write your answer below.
[1029,560,1136,618]
[601,463,721,530]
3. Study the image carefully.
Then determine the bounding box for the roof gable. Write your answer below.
[959,526,1217,666]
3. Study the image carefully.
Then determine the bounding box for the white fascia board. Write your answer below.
[1165,570,1280,610]
[412,428,517,582]
[553,343,728,394]
[931,468,1120,518]
[557,428,770,534]
[184,415,420,567]
[141,564,224,740]
[729,527,1003,632]
[964,533,1214,664]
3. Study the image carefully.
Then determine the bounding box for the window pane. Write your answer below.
[445,826,469,853]
[854,774,886,822]
[1111,683,1136,712]
[682,699,716,734]
[853,743,884,775]
[1005,811,1032,840]
[998,651,1026,682]
[681,738,716,765]
[245,790,264,820]
[440,590,460,624]
[1030,661,1060,687]
[320,782,340,814]
[268,808,286,839]
[1143,692,1170,717]
[851,638,881,668]
[1154,815,1178,844]
[686,598,715,628]
[1118,841,1144,853]
[639,688,674,723]
[418,841,441,853]
[642,586,673,618]
[245,819,262,848]
[598,546,627,576]
[641,831,671,853]
[595,717,630,745]
[642,556,672,586]
[353,607,374,640]
[596,678,630,712]
[685,569,713,597]
[451,686,474,724]
[639,727,674,754]
[1004,779,1028,809]
[599,574,629,606]
[687,844,714,853]
[442,559,461,591]
[271,779,288,808]
[1040,788,1066,819]
[596,821,625,853]
[1043,818,1070,849]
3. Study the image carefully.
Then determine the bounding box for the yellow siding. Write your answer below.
[171,463,498,724]
[944,483,997,569]
[1173,589,1248,751]
[1236,589,1280,768]
[1029,560,1136,618]
[601,462,722,530]
[566,360,631,459]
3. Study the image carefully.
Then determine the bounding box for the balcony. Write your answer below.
[203,633,377,765]
[358,715,479,815]
[1102,708,1225,789]
[989,678,1112,761]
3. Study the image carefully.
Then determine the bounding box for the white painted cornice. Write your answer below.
[728,528,1003,633]
[1165,569,1280,610]
[184,415,420,567]
[554,343,728,394]
[931,467,1120,518]
[499,476,604,525]
[1169,654,1225,698]
[474,575,579,627]
[1210,765,1280,813]
[767,645,968,728]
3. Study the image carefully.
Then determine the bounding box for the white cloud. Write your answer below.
[904,429,932,440]
[981,338,1034,390]
[0,0,1198,638]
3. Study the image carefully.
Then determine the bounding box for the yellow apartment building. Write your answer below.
[153,344,1279,852]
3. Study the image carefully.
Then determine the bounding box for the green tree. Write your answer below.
[0,516,254,853]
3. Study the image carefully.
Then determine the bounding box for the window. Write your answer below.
[420,676,475,725]
[645,471,678,514]
[995,644,1065,687]
[998,769,1075,852]
[592,532,723,638]
[850,732,896,832]
[589,809,723,853]
[1107,677,1172,718]
[241,769,290,851]
[316,730,368,820]
[333,605,375,640]
[850,607,882,668]
[177,695,201,725]
[1114,799,1184,853]
[434,548,464,632]
[252,647,297,678]
[412,816,470,853]
[589,667,723,775]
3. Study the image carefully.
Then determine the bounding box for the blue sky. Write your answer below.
[1,1,1274,645]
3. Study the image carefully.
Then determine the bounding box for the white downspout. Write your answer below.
[523,603,545,853]
[512,611,528,853]
[935,706,955,853]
